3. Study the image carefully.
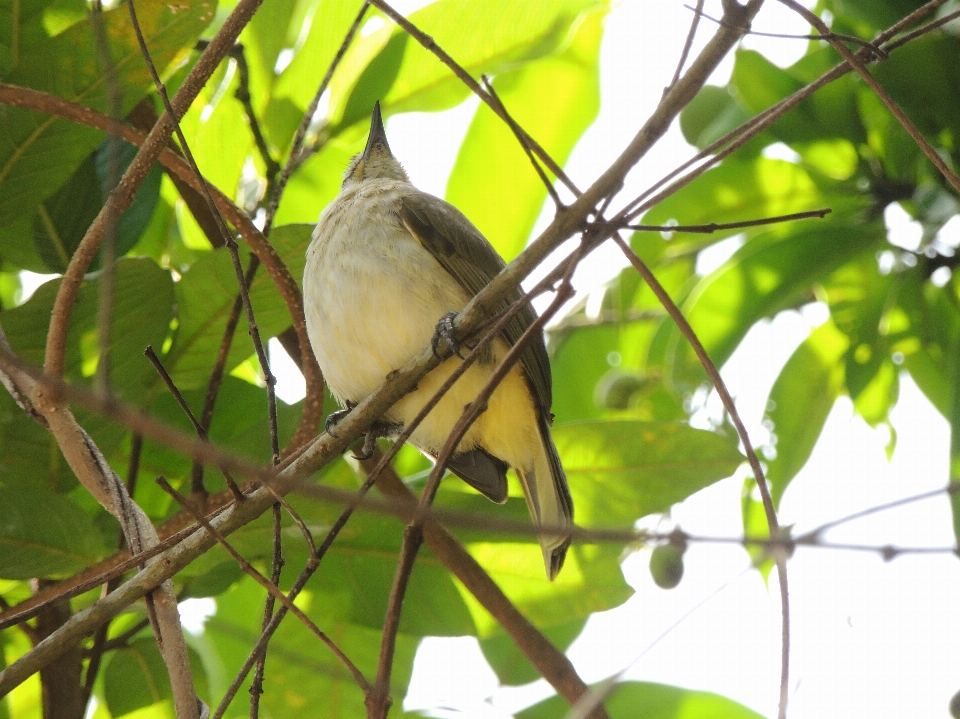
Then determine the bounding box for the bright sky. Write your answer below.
[20,1,958,716]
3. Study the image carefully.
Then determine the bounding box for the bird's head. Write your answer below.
[342,102,409,188]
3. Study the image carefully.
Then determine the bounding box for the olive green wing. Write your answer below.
[397,190,553,414]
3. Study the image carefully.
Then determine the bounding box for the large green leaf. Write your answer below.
[0,257,174,395]
[103,637,208,716]
[445,8,603,260]
[0,0,215,226]
[663,222,884,381]
[330,0,600,133]
[164,224,311,389]
[556,420,743,527]
[31,140,162,273]
[479,616,585,686]
[519,681,767,719]
[0,488,108,578]
[270,0,371,129]
[765,319,848,505]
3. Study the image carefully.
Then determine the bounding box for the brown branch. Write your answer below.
[371,251,580,717]
[370,465,610,719]
[0,328,200,719]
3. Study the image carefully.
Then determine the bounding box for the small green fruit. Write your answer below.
[649,544,684,589]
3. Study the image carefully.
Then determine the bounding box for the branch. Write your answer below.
[0,328,199,719]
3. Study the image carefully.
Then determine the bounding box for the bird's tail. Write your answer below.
[516,415,574,580]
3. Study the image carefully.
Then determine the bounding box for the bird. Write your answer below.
[303,102,573,579]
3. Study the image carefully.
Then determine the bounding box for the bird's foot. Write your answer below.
[351,420,402,461]
[324,402,356,437]
[432,311,466,359]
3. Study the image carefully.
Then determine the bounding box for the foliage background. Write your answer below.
[1,0,960,717]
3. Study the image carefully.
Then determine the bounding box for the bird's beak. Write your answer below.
[362,101,391,161]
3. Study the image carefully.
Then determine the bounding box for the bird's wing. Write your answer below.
[398,190,553,414]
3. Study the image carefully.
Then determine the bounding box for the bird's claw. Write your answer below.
[350,420,401,461]
[324,403,355,437]
[432,311,465,359]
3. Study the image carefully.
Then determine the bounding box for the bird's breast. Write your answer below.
[304,186,470,404]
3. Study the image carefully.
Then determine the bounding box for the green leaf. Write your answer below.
[331,0,600,132]
[445,8,603,260]
[871,35,960,144]
[765,319,848,504]
[238,0,301,103]
[32,140,162,273]
[0,256,174,398]
[556,420,743,527]
[679,85,752,151]
[824,256,902,425]
[0,389,75,493]
[164,224,311,389]
[271,0,372,124]
[0,0,216,225]
[178,83,251,205]
[518,680,767,719]
[103,638,208,716]
[0,488,108,578]
[460,540,633,631]
[666,222,884,380]
[551,323,621,422]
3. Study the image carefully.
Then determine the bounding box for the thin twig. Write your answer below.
[627,207,831,234]
[668,0,705,94]
[144,345,243,500]
[249,502,284,717]
[126,0,281,466]
[262,0,370,236]
[611,234,791,719]
[687,3,888,58]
